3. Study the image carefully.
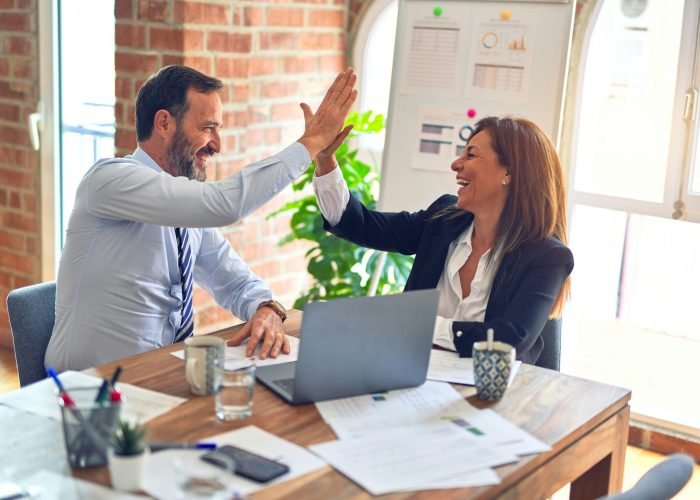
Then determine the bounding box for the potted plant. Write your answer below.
[107,419,149,492]
[268,111,414,308]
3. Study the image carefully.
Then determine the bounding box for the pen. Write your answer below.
[148,442,217,452]
[95,379,109,403]
[110,365,123,387]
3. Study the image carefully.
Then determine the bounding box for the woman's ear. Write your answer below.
[502,172,511,186]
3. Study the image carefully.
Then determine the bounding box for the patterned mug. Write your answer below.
[472,340,516,401]
[184,336,224,395]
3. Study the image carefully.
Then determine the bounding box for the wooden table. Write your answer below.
[2,310,631,499]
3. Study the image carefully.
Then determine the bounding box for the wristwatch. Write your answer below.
[257,299,287,322]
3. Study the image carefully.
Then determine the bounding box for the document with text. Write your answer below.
[170,335,299,370]
[427,349,522,385]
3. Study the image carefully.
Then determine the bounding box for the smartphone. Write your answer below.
[201,445,290,483]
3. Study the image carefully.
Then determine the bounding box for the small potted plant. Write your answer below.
[107,419,149,492]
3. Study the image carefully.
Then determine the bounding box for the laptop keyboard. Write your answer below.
[273,378,295,393]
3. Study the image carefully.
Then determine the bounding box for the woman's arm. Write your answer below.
[452,242,574,361]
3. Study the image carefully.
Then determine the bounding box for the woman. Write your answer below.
[312,116,573,364]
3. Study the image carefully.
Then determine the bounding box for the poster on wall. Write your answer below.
[464,5,538,103]
[399,3,467,97]
[411,105,477,173]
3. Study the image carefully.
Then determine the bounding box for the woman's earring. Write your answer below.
[502,179,507,186]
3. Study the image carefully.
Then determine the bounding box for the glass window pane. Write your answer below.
[573,0,685,202]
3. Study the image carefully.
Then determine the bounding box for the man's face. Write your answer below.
[165,90,223,182]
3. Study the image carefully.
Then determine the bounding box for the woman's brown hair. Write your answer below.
[475,116,570,317]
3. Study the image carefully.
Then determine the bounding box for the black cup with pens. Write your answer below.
[49,367,122,468]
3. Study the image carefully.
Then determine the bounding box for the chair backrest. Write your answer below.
[6,281,56,386]
[535,317,562,371]
[598,453,695,500]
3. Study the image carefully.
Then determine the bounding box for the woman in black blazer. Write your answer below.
[312,116,573,364]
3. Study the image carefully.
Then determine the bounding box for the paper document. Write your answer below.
[315,381,477,439]
[142,425,327,499]
[0,371,185,423]
[17,470,143,499]
[171,335,299,369]
[310,422,515,495]
[428,349,521,386]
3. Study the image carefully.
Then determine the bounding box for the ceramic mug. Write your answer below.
[472,340,516,401]
[184,336,224,396]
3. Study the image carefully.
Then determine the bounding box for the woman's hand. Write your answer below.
[314,124,353,176]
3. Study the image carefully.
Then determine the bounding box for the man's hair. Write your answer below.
[135,65,223,141]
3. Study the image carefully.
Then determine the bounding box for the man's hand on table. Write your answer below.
[226,307,291,360]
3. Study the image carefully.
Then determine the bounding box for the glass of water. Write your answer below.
[215,360,255,421]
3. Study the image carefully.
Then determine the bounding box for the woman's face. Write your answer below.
[451,130,510,214]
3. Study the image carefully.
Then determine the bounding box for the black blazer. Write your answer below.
[324,194,574,364]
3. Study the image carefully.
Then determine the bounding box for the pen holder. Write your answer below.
[59,386,121,468]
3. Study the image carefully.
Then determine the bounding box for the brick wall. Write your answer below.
[114,0,351,334]
[0,0,40,348]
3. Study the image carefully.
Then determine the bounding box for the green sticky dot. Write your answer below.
[433,6,443,17]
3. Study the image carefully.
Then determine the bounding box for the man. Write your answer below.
[46,65,356,371]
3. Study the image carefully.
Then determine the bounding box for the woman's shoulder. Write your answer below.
[518,237,574,267]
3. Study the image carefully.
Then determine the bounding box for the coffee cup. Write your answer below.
[184,336,224,396]
[472,339,516,401]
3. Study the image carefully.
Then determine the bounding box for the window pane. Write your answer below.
[573,0,684,202]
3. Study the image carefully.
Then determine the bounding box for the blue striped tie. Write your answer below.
[174,227,194,342]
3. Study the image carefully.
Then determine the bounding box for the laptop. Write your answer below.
[256,289,440,405]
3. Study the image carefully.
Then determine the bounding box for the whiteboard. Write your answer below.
[378,0,575,212]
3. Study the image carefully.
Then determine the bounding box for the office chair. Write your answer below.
[535,317,562,371]
[6,281,57,386]
[598,453,695,500]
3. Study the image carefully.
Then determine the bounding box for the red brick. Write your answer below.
[268,8,304,27]
[0,13,31,31]
[0,59,8,77]
[0,103,20,122]
[283,56,316,74]
[4,36,33,56]
[252,260,281,278]
[271,103,301,121]
[175,1,231,24]
[208,32,252,53]
[223,110,249,128]
[115,0,133,19]
[0,251,37,275]
[0,81,31,100]
[115,128,136,151]
[23,193,36,212]
[138,0,169,22]
[243,7,265,26]
[259,32,298,51]
[25,236,37,256]
[223,135,237,152]
[8,191,20,209]
[0,189,6,206]
[181,56,211,74]
[216,158,247,178]
[115,52,159,75]
[260,81,298,99]
[231,83,249,102]
[149,27,184,51]
[0,126,30,148]
[115,77,132,99]
[216,58,249,78]
[116,24,146,47]
[299,33,335,50]
[0,0,14,7]
[0,230,23,251]
[196,305,235,329]
[244,128,262,147]
[248,105,271,125]
[320,54,345,72]
[2,212,37,233]
[337,33,346,51]
[10,59,33,80]
[0,271,11,288]
[161,54,185,67]
[309,9,344,28]
[264,127,282,145]
[249,57,276,76]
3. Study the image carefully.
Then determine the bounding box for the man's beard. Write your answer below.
[165,128,212,182]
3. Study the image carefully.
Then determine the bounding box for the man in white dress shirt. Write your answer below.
[46,65,356,371]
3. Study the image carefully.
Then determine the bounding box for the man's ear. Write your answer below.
[153,109,174,140]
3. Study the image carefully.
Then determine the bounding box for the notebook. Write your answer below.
[256,289,440,405]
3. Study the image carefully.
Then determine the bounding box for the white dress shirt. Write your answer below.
[313,167,500,351]
[46,143,310,371]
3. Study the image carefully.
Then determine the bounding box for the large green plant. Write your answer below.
[268,111,414,309]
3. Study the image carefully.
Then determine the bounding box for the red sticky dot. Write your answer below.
[467,108,477,118]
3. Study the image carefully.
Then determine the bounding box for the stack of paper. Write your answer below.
[170,335,299,370]
[427,348,522,385]
[310,381,549,495]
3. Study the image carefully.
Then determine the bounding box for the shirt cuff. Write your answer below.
[282,142,312,176]
[312,166,350,227]
[432,315,456,351]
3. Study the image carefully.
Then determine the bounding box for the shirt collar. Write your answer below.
[130,147,166,174]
